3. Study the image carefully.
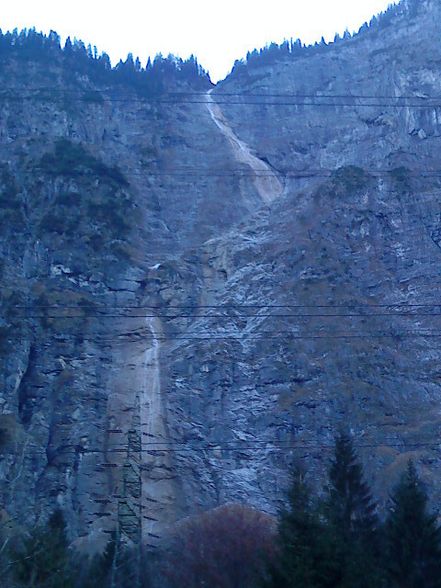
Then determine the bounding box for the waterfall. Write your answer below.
[140,317,174,546]
[205,89,284,203]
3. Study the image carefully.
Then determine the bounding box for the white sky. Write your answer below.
[1,0,399,82]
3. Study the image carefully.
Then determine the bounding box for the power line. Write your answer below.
[48,440,441,454]
[105,431,441,447]
[1,92,441,108]
[10,312,441,319]
[8,305,441,326]
[24,168,441,178]
[2,89,441,100]
[9,303,441,309]
[152,92,441,101]
[0,88,440,101]
[6,331,441,343]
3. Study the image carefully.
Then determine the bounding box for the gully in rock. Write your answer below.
[205,89,284,204]
[140,316,174,545]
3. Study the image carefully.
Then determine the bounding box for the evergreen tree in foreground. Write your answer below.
[265,466,328,588]
[11,509,73,588]
[323,432,383,588]
[385,460,441,588]
[327,433,378,536]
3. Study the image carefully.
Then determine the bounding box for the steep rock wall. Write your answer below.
[2,0,441,546]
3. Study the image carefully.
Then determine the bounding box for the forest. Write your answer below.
[230,0,420,77]
[0,0,420,90]
[0,27,211,94]
[1,434,440,588]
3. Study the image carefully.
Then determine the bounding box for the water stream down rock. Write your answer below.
[205,89,284,203]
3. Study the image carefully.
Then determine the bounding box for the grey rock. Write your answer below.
[2,0,441,548]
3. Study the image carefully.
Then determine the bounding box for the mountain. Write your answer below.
[1,0,441,550]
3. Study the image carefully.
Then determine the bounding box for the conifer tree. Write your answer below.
[323,433,383,588]
[64,37,73,55]
[327,433,377,536]
[265,466,328,588]
[12,509,73,588]
[385,460,441,588]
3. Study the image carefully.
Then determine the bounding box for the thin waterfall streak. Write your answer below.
[205,89,284,203]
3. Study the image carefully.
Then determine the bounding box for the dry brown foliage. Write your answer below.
[162,503,276,588]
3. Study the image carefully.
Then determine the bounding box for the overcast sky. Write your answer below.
[2,0,399,81]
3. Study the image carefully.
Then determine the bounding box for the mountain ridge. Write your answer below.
[2,0,441,550]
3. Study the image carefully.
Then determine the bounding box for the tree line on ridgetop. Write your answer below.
[1,433,440,587]
[231,0,420,76]
[0,28,211,95]
[0,0,422,91]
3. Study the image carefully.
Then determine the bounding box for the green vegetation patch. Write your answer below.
[81,90,105,104]
[32,289,99,330]
[332,165,370,193]
[0,165,23,227]
[38,210,81,236]
[0,165,19,205]
[0,325,12,353]
[314,165,371,204]
[36,141,135,244]
[39,139,128,187]
[389,166,412,191]
[0,414,22,450]
[54,191,81,207]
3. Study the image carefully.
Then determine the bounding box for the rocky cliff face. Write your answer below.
[2,0,441,549]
